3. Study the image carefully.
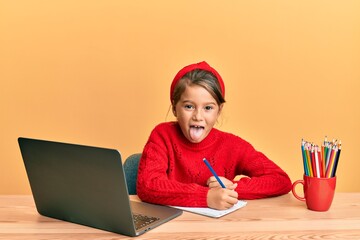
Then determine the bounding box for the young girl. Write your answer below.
[137,61,292,210]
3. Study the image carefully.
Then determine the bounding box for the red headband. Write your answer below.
[170,61,225,102]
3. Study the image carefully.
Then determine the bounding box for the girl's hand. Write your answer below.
[206,183,238,210]
[206,176,234,188]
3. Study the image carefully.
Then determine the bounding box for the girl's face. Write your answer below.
[174,84,223,143]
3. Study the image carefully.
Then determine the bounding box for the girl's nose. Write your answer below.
[192,109,203,121]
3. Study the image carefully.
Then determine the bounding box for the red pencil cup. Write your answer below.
[292,174,336,211]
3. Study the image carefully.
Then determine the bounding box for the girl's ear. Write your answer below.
[218,103,224,115]
[172,105,177,117]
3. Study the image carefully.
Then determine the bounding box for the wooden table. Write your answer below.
[0,193,359,239]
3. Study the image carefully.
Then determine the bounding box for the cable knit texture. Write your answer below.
[137,122,292,207]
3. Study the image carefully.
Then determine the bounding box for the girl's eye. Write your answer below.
[205,106,213,111]
[184,105,194,110]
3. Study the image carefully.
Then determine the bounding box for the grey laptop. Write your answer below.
[18,137,182,237]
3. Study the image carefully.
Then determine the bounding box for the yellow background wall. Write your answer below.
[1,1,359,194]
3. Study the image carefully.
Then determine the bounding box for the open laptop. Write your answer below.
[18,137,182,237]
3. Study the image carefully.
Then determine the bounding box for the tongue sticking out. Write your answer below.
[190,127,204,142]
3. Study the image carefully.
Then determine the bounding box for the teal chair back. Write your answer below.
[123,153,141,195]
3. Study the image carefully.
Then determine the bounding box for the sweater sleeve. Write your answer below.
[136,129,209,207]
[234,141,292,199]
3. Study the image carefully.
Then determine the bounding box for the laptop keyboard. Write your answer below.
[133,213,160,230]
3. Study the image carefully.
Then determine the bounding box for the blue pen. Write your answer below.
[203,158,226,188]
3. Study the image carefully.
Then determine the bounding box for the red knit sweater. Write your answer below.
[137,122,292,207]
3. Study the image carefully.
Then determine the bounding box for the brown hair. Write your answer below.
[171,69,226,110]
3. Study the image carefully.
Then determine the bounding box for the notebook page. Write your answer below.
[170,200,247,218]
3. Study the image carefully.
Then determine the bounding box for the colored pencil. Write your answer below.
[331,141,342,177]
[301,140,309,176]
[314,146,321,178]
[301,137,342,178]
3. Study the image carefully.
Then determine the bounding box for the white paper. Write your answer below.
[170,200,247,218]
